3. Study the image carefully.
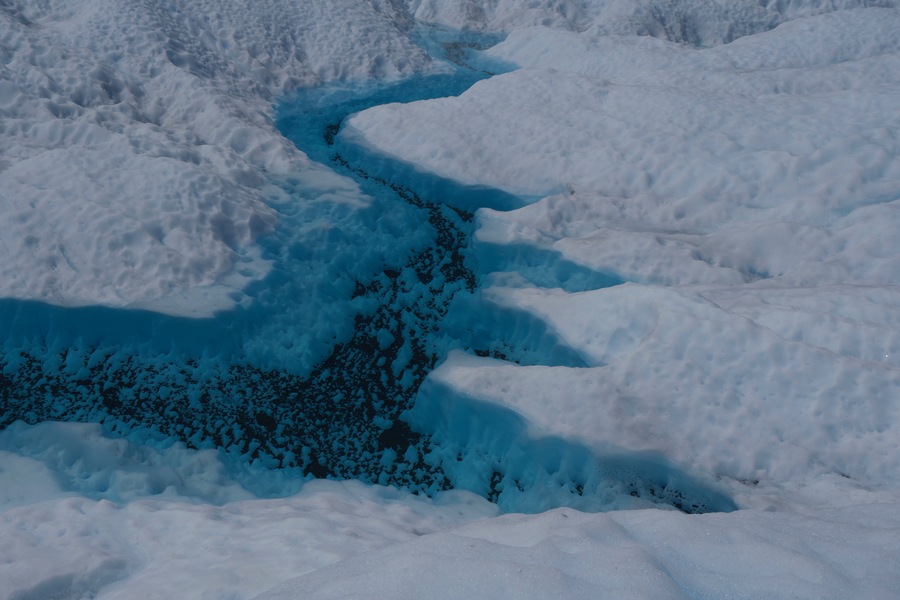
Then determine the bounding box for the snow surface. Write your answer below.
[256,499,900,600]
[3,0,900,598]
[0,0,427,315]
[2,422,899,600]
[0,423,498,600]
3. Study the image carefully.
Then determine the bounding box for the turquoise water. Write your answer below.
[0,27,547,493]
[0,26,732,513]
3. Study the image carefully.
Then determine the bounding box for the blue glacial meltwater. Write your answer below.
[0,26,734,513]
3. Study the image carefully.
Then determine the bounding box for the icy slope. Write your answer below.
[0,0,427,314]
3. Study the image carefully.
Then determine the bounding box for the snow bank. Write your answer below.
[0,0,428,315]
[348,9,900,202]
[416,293,899,490]
[3,422,897,600]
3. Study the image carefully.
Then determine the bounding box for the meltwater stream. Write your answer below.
[0,27,734,513]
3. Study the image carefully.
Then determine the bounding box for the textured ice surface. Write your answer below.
[406,0,898,42]
[4,15,686,512]
[0,0,427,314]
[4,0,900,598]
[0,422,498,600]
[2,422,898,600]
[256,499,900,600]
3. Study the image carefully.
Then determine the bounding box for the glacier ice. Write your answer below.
[3,0,900,598]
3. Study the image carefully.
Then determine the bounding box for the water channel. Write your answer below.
[0,26,734,513]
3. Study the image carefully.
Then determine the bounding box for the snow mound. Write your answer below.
[2,422,899,600]
[3,422,900,600]
[348,9,900,201]
[0,0,428,315]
